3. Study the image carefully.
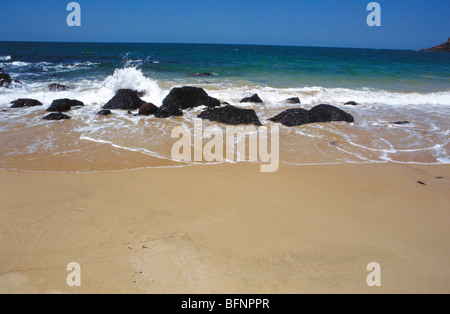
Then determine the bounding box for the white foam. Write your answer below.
[0,56,11,61]
[10,61,29,67]
[99,67,164,105]
[209,85,450,107]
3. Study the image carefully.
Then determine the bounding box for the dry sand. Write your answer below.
[0,162,449,294]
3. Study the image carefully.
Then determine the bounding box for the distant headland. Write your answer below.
[420,38,450,52]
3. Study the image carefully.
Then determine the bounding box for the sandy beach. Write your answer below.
[0,161,448,294]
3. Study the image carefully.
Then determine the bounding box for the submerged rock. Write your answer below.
[391,121,411,125]
[48,84,70,92]
[98,110,112,116]
[285,97,301,104]
[47,99,84,112]
[103,89,145,110]
[240,93,263,104]
[138,102,159,116]
[43,112,71,120]
[344,101,359,106]
[156,86,220,118]
[270,104,354,126]
[192,73,212,77]
[198,105,262,126]
[10,98,43,108]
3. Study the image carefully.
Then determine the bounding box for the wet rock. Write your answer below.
[285,97,301,104]
[0,73,21,88]
[47,99,84,112]
[43,112,71,120]
[103,89,145,110]
[344,101,359,106]
[309,104,354,123]
[48,84,70,92]
[240,93,263,104]
[98,110,112,116]
[270,104,354,127]
[269,108,311,126]
[10,98,43,108]
[198,105,262,126]
[138,102,159,116]
[155,105,183,118]
[156,86,220,118]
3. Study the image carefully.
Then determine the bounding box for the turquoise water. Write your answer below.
[1,41,449,92]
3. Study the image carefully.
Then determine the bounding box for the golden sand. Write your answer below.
[0,162,449,294]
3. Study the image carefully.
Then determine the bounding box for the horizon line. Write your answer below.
[0,40,417,52]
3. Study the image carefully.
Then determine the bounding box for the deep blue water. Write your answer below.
[1,41,449,92]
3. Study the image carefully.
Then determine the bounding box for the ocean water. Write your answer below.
[0,41,449,171]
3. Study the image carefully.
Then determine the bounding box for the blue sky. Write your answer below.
[0,0,448,49]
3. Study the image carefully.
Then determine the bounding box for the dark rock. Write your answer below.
[0,73,11,86]
[269,108,311,127]
[285,97,301,104]
[103,89,145,110]
[420,38,450,52]
[155,105,183,118]
[48,84,70,92]
[98,110,112,116]
[309,104,354,123]
[47,99,84,112]
[391,121,411,125]
[270,104,354,127]
[417,181,427,186]
[0,67,3,72]
[156,86,220,118]
[138,102,159,116]
[0,73,21,88]
[10,98,43,108]
[240,94,263,104]
[344,101,359,106]
[192,73,212,77]
[198,105,262,126]
[163,86,220,110]
[43,112,71,120]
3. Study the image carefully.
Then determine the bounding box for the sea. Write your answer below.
[0,41,449,171]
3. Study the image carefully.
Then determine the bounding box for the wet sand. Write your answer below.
[0,162,449,294]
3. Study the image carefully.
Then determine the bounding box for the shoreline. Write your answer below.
[1,162,449,293]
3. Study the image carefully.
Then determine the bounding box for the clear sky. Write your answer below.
[0,0,449,49]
